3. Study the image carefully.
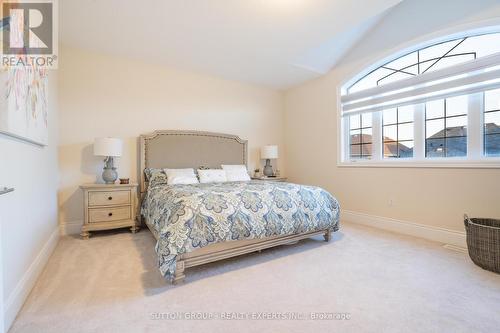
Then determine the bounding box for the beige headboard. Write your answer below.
[139,130,248,193]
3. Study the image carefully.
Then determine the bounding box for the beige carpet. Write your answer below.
[9,222,500,333]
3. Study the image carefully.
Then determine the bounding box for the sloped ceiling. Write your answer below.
[61,0,401,89]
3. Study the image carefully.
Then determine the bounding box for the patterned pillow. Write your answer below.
[144,168,168,187]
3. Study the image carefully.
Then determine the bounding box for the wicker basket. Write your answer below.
[464,214,500,273]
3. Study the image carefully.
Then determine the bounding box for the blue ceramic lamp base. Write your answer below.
[102,156,118,184]
[263,159,274,177]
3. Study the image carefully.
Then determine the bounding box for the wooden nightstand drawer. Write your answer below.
[251,177,288,182]
[80,183,138,239]
[88,206,131,223]
[88,190,130,206]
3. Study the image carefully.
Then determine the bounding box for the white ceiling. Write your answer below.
[60,0,402,89]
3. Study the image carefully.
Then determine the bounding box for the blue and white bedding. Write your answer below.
[141,180,340,279]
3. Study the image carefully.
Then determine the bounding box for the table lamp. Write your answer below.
[260,145,278,177]
[94,138,123,184]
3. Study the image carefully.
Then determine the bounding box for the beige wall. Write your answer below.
[284,0,500,232]
[58,46,285,232]
[0,72,59,330]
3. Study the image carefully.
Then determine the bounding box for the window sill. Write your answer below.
[338,158,500,169]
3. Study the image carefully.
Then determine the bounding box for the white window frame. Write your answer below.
[338,34,500,169]
[339,92,500,168]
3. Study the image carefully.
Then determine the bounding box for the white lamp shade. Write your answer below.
[260,145,278,159]
[94,138,123,157]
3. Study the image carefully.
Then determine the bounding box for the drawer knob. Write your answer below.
[108,196,113,200]
[108,212,113,217]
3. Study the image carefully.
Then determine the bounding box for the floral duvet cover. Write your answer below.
[141,180,340,279]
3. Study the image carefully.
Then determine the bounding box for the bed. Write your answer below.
[139,130,340,282]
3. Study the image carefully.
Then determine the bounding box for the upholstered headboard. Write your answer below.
[139,130,248,193]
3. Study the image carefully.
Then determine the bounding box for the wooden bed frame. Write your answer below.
[139,130,331,283]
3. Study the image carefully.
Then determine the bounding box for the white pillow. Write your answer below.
[198,169,227,183]
[221,164,251,181]
[164,168,199,185]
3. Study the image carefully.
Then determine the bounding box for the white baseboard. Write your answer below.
[342,210,467,249]
[59,220,82,235]
[443,244,468,253]
[4,227,60,332]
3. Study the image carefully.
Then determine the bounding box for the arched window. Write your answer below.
[340,30,500,166]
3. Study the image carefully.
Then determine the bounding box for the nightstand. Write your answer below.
[251,177,288,182]
[80,183,139,239]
